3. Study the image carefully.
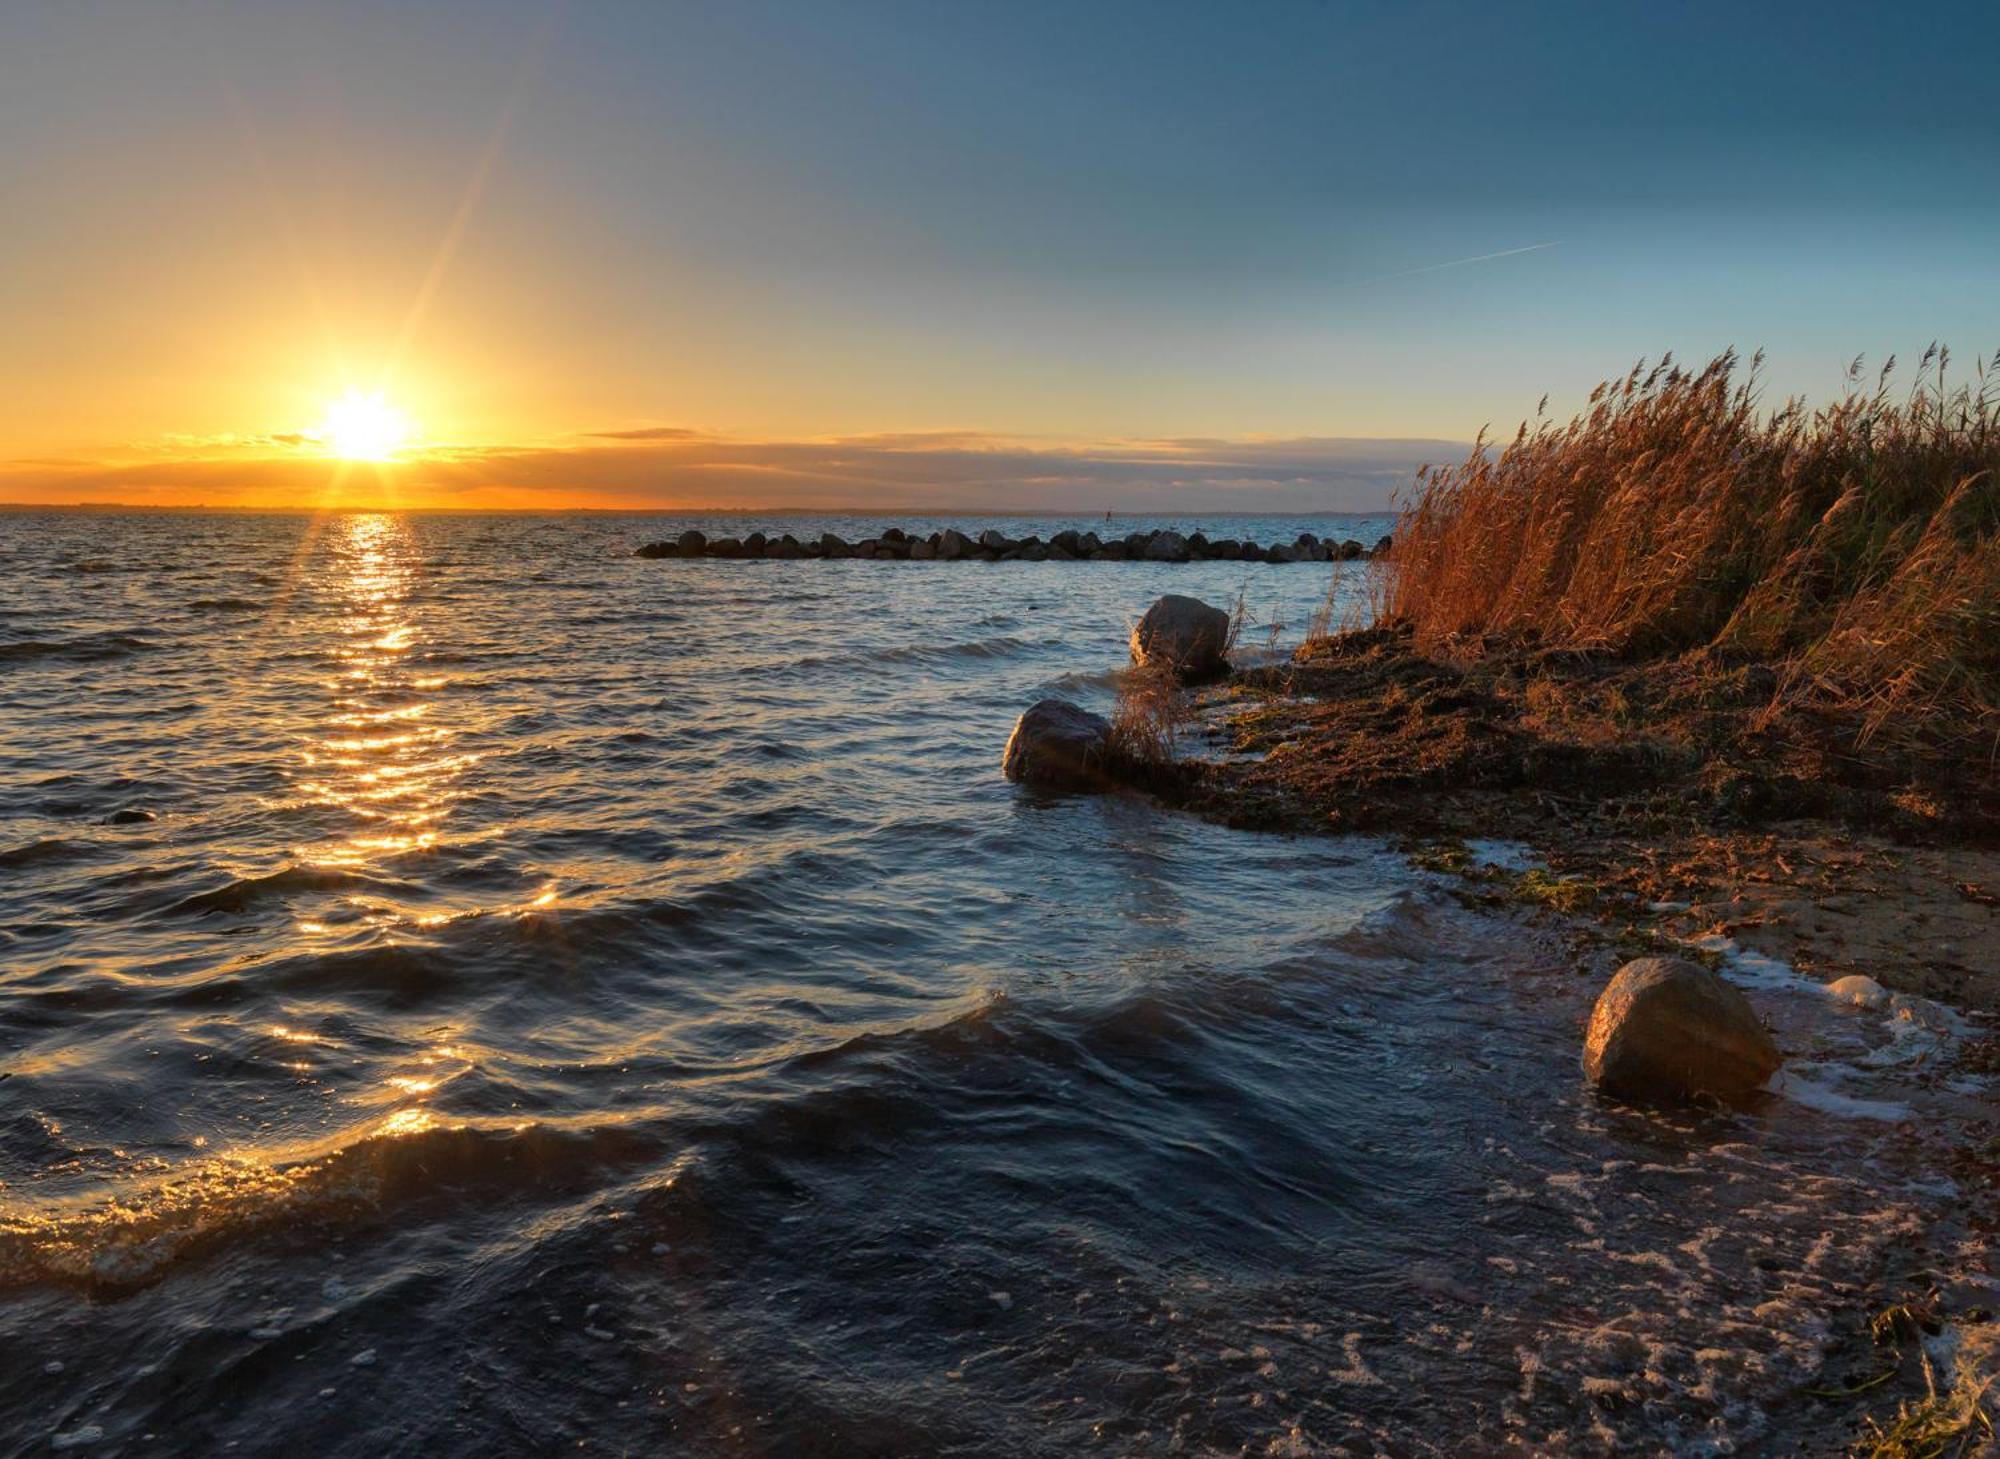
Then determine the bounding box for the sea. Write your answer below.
[0,509,1987,1456]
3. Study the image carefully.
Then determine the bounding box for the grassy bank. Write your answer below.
[1383,347,1997,764]
[1175,349,1998,840]
[1116,350,2000,1008]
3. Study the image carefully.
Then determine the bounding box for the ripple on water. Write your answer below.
[0,509,1989,1456]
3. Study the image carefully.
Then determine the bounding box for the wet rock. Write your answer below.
[743,531,768,556]
[1002,699,1118,792]
[633,541,675,558]
[1078,531,1104,555]
[678,529,708,554]
[1143,530,1190,562]
[819,533,851,557]
[1372,535,1393,556]
[1131,593,1231,680]
[1827,974,1892,1010]
[706,537,742,558]
[908,539,936,560]
[937,528,972,560]
[1266,543,1297,563]
[105,808,156,825]
[1339,538,1365,560]
[1583,956,1780,1102]
[978,529,1013,552]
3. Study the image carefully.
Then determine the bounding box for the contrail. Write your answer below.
[1377,241,1561,280]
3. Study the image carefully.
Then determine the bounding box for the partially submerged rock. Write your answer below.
[1825,973,1892,1010]
[1131,594,1231,681]
[1002,699,1118,792]
[1583,956,1780,1102]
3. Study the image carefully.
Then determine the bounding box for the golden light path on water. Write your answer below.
[284,514,543,1141]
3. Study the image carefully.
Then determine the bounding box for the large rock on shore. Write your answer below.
[1130,594,1231,681]
[1583,956,1780,1102]
[1001,699,1118,792]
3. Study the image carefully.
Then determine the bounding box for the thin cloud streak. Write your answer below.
[0,430,1471,513]
[1376,241,1561,280]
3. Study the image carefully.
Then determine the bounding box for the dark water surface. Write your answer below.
[0,511,1984,1456]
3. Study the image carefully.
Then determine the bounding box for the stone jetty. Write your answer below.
[635,527,1389,562]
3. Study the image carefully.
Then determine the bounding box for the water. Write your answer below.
[0,509,1986,1456]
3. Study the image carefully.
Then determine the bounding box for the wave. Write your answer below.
[161,864,422,918]
[781,634,1060,675]
[0,630,155,665]
[0,837,94,870]
[0,1118,666,1295]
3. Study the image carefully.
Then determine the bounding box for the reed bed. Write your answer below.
[1373,348,2000,760]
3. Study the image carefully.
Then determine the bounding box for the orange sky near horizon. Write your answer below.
[7,4,1993,513]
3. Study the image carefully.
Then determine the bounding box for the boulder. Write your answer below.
[1143,530,1190,562]
[706,537,742,558]
[633,541,675,558]
[1078,532,1104,555]
[1827,974,1892,1010]
[1130,593,1231,680]
[1583,957,1780,1102]
[743,531,768,556]
[819,533,851,557]
[678,529,708,554]
[1372,535,1393,556]
[1338,539,1365,560]
[937,528,973,561]
[978,528,1014,552]
[1002,699,1118,792]
[908,539,936,560]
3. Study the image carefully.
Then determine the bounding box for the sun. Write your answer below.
[319,390,414,461]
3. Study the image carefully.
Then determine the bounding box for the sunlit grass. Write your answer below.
[1370,347,1999,761]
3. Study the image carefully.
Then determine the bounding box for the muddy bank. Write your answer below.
[1183,626,2000,1011]
[1150,625,2000,1452]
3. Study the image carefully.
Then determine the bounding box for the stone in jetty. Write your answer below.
[937,528,972,560]
[1583,956,1780,1102]
[979,528,1013,552]
[1131,593,1231,681]
[1001,699,1118,792]
[679,529,707,554]
[633,541,675,558]
[1143,530,1190,562]
[819,532,850,557]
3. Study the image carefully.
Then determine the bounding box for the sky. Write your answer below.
[2,0,1996,510]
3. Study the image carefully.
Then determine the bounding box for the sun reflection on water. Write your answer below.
[296,514,472,875]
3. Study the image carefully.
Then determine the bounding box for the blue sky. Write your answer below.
[3,0,1996,507]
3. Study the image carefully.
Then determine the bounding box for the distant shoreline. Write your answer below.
[0,502,1395,518]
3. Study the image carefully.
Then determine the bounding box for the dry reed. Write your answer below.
[1371,348,1999,759]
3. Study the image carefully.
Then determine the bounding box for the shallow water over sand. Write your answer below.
[0,510,1987,1456]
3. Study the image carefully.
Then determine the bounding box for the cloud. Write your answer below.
[582,426,703,441]
[1375,241,1560,281]
[0,428,1472,511]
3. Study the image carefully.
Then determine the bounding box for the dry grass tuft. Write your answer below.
[1853,1375,1993,1458]
[1108,657,1192,768]
[1374,348,2000,763]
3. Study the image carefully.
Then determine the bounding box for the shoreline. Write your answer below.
[1178,626,1998,1011]
[1148,624,2000,1451]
